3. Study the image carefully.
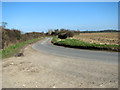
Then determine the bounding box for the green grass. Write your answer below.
[2,37,44,58]
[52,37,120,51]
[51,36,60,43]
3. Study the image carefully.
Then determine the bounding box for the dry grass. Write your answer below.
[72,32,119,45]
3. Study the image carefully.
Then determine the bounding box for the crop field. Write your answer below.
[52,32,119,51]
[72,32,119,45]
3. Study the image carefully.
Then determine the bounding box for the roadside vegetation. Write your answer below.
[52,37,119,51]
[2,37,44,58]
[2,27,46,49]
[49,28,119,51]
[1,22,119,58]
[1,22,48,58]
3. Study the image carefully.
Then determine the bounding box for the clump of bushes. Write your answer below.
[66,31,74,37]
[58,33,67,39]
[47,28,77,39]
[2,28,45,49]
[58,31,74,39]
[47,28,79,39]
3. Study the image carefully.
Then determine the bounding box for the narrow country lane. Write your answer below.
[2,38,118,88]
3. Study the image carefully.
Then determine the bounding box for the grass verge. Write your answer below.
[2,37,44,58]
[52,37,120,52]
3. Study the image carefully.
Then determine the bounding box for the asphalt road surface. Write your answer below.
[33,37,118,64]
[3,37,118,88]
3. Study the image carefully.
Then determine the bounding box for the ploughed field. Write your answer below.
[72,32,119,45]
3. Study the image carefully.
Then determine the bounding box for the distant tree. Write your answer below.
[45,32,49,36]
[2,22,8,28]
[51,31,55,35]
[54,29,59,35]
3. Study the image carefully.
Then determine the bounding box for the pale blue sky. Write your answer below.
[2,0,120,2]
[2,2,118,33]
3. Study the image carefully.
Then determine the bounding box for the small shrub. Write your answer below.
[66,31,74,37]
[58,33,67,39]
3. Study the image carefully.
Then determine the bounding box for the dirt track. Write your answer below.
[2,42,118,88]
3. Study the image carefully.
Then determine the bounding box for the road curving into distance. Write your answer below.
[32,37,118,64]
[3,37,118,88]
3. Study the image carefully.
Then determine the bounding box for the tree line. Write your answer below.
[1,27,46,49]
[1,22,119,49]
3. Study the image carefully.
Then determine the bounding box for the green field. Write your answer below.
[52,37,119,51]
[2,37,44,58]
